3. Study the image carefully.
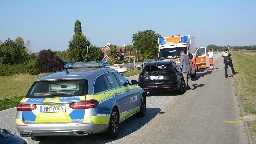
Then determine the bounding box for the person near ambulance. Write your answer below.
[208,49,214,70]
[180,50,194,90]
[222,49,236,78]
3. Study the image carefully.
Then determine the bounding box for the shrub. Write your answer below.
[0,64,40,76]
[35,49,64,73]
[123,70,142,77]
[0,96,24,111]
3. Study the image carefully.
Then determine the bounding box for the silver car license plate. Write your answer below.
[150,76,163,80]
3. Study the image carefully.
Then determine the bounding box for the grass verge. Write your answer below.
[0,70,141,111]
[232,50,256,134]
[123,70,141,77]
[0,74,42,99]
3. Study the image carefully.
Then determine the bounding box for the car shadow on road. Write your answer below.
[192,69,212,81]
[146,91,180,97]
[39,108,161,144]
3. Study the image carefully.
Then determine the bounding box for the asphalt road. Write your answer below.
[0,53,249,144]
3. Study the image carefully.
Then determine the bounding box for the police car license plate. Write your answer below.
[41,105,66,113]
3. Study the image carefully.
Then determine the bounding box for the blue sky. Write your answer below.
[1,0,255,52]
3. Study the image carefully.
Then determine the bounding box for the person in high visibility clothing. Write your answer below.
[222,49,236,78]
[208,49,214,70]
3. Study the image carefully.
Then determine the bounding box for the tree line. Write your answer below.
[0,19,255,76]
[206,44,256,52]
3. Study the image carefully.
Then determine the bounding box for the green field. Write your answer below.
[232,50,256,132]
[0,74,42,99]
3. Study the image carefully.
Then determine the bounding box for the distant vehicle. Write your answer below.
[0,128,27,144]
[110,64,128,73]
[138,60,185,94]
[16,67,146,141]
[196,46,207,70]
[97,61,110,68]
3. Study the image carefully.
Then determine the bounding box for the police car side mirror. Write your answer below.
[123,82,129,86]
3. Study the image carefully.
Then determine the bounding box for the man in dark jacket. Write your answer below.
[222,49,236,78]
[180,50,193,90]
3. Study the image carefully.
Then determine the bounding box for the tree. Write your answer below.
[74,20,82,35]
[0,38,29,64]
[206,44,218,52]
[15,37,29,62]
[107,45,117,59]
[56,50,72,60]
[25,40,32,54]
[132,30,161,61]
[125,45,134,55]
[15,37,25,47]
[35,49,64,73]
[68,20,91,62]
[106,45,118,65]
[87,45,101,61]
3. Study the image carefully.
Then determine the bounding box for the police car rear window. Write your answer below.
[26,80,87,97]
[144,64,175,72]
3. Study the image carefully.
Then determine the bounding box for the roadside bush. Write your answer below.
[0,64,40,76]
[108,57,116,65]
[35,49,64,73]
[115,59,125,64]
[123,70,142,77]
[0,96,23,111]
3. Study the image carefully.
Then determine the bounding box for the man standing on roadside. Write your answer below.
[208,49,214,70]
[222,49,236,78]
[180,50,193,90]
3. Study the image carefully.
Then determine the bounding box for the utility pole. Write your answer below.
[86,46,89,61]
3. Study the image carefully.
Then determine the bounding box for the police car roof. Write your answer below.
[36,68,116,81]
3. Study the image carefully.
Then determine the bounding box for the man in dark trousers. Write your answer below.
[222,49,236,78]
[180,50,193,90]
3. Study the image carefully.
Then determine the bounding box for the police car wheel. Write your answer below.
[136,94,146,117]
[106,108,119,139]
[31,136,47,141]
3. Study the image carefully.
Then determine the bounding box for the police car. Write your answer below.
[16,66,146,141]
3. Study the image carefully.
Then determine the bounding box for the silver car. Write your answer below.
[16,67,146,141]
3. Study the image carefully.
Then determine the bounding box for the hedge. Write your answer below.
[123,70,142,77]
[0,64,40,76]
[0,96,24,111]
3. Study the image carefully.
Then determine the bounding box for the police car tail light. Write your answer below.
[69,100,99,109]
[17,104,37,111]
